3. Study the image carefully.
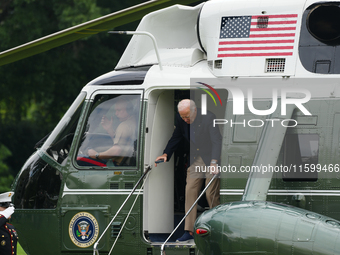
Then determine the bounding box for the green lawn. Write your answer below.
[18,243,27,255]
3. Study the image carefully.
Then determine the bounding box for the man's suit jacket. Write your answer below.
[163,108,222,166]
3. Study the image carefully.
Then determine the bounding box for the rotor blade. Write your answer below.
[0,0,202,66]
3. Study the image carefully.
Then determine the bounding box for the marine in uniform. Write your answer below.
[0,192,18,255]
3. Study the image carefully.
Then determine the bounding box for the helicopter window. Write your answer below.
[14,152,62,209]
[282,134,319,181]
[299,3,340,74]
[41,92,86,165]
[76,94,140,168]
[307,5,340,43]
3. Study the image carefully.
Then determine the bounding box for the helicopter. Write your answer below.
[2,0,340,254]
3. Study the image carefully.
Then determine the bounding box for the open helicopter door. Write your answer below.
[142,87,228,241]
[143,90,175,235]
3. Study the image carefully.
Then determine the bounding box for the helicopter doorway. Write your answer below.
[143,90,176,236]
[143,88,228,242]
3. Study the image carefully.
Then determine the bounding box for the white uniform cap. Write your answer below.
[0,192,14,204]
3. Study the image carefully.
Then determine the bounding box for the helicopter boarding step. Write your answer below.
[152,241,196,247]
[160,175,218,255]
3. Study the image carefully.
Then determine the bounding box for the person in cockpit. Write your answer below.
[86,97,137,166]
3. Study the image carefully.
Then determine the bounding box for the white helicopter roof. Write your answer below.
[115,4,204,69]
[114,0,340,80]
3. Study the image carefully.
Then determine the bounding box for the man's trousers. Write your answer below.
[184,156,220,232]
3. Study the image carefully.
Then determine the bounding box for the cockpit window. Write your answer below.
[41,92,86,165]
[14,152,62,209]
[76,93,141,168]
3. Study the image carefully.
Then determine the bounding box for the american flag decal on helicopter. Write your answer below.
[218,14,298,58]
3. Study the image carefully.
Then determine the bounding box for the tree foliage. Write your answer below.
[0,0,144,188]
[0,144,13,193]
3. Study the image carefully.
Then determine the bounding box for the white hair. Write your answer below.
[177,99,196,112]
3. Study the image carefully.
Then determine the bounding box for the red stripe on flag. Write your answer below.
[249,33,295,38]
[250,27,296,32]
[219,40,295,45]
[218,46,294,51]
[218,52,293,57]
[251,20,297,25]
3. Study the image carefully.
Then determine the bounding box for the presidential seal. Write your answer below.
[69,212,99,248]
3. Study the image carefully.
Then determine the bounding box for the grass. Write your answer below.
[18,243,27,255]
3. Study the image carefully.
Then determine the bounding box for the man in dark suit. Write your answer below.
[155,99,222,242]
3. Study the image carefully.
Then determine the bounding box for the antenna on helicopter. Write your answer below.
[109,31,163,71]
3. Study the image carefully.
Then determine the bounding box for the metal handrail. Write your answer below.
[160,174,218,255]
[109,31,163,71]
[93,165,152,255]
[108,171,149,255]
